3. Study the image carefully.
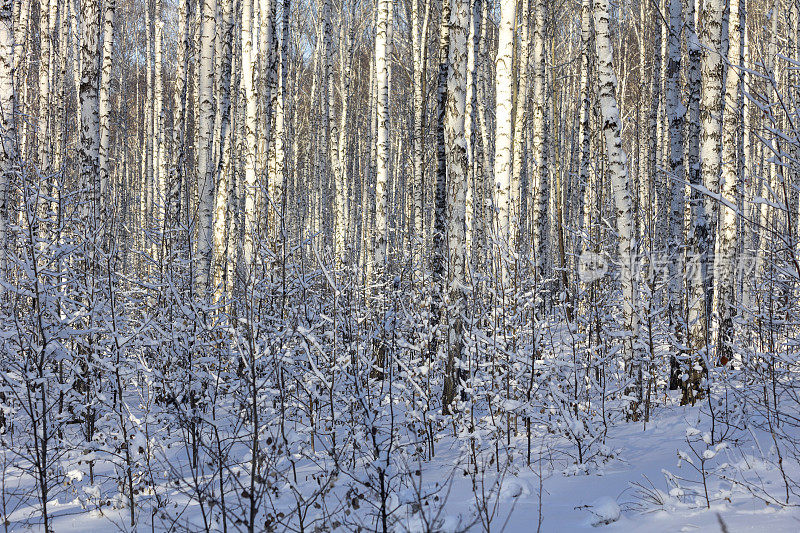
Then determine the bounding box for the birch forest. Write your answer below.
[1,0,800,530]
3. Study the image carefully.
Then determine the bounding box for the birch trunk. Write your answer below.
[272,0,290,250]
[691,0,724,350]
[212,0,233,297]
[195,0,216,296]
[372,0,391,279]
[337,23,352,259]
[647,3,662,243]
[531,0,547,279]
[79,0,100,220]
[494,0,515,243]
[154,0,165,231]
[666,0,684,322]
[443,0,468,412]
[170,0,189,238]
[685,0,704,355]
[37,0,50,174]
[578,0,592,255]
[0,0,14,286]
[98,0,114,220]
[510,0,530,253]
[464,0,480,261]
[144,0,153,231]
[242,0,258,269]
[713,0,743,366]
[432,0,450,315]
[411,0,430,250]
[593,0,642,410]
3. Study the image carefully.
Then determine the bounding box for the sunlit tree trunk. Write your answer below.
[713,0,743,366]
[98,0,115,224]
[443,0,468,413]
[494,0,515,243]
[195,0,216,296]
[531,0,547,280]
[212,0,233,297]
[0,0,14,287]
[37,0,50,175]
[464,0,480,262]
[411,0,430,253]
[79,0,101,218]
[154,0,165,233]
[665,0,684,385]
[510,0,530,252]
[578,0,592,256]
[272,0,290,248]
[242,0,258,269]
[593,0,642,411]
[169,0,190,239]
[689,0,724,350]
[372,0,391,282]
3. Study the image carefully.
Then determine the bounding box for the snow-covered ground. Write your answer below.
[6,391,795,532]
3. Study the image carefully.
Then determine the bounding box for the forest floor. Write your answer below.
[23,389,797,532]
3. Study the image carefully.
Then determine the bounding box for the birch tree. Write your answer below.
[153,0,165,231]
[593,0,641,411]
[37,0,50,175]
[196,0,216,296]
[272,0,290,250]
[242,0,258,269]
[713,0,743,366]
[98,0,115,217]
[79,0,101,216]
[371,0,391,280]
[510,0,531,252]
[432,0,450,328]
[169,0,190,237]
[665,0,684,384]
[691,0,725,349]
[0,0,13,286]
[212,0,234,296]
[494,0,515,242]
[411,0,430,250]
[442,0,468,412]
[531,0,547,279]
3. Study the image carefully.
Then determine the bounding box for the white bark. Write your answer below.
[713,0,743,364]
[690,0,724,348]
[372,0,391,278]
[411,0,430,248]
[493,0,515,242]
[511,0,530,252]
[196,0,216,296]
[272,0,290,247]
[79,0,100,218]
[242,0,258,269]
[666,0,684,308]
[579,0,592,253]
[593,0,641,399]
[98,0,114,216]
[37,0,50,174]
[686,0,705,348]
[464,0,480,261]
[0,0,14,285]
[212,0,233,296]
[154,0,165,230]
[144,0,153,230]
[531,0,547,278]
[443,0,468,413]
[170,0,189,233]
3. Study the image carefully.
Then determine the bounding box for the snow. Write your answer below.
[585,497,621,527]
[0,393,786,532]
